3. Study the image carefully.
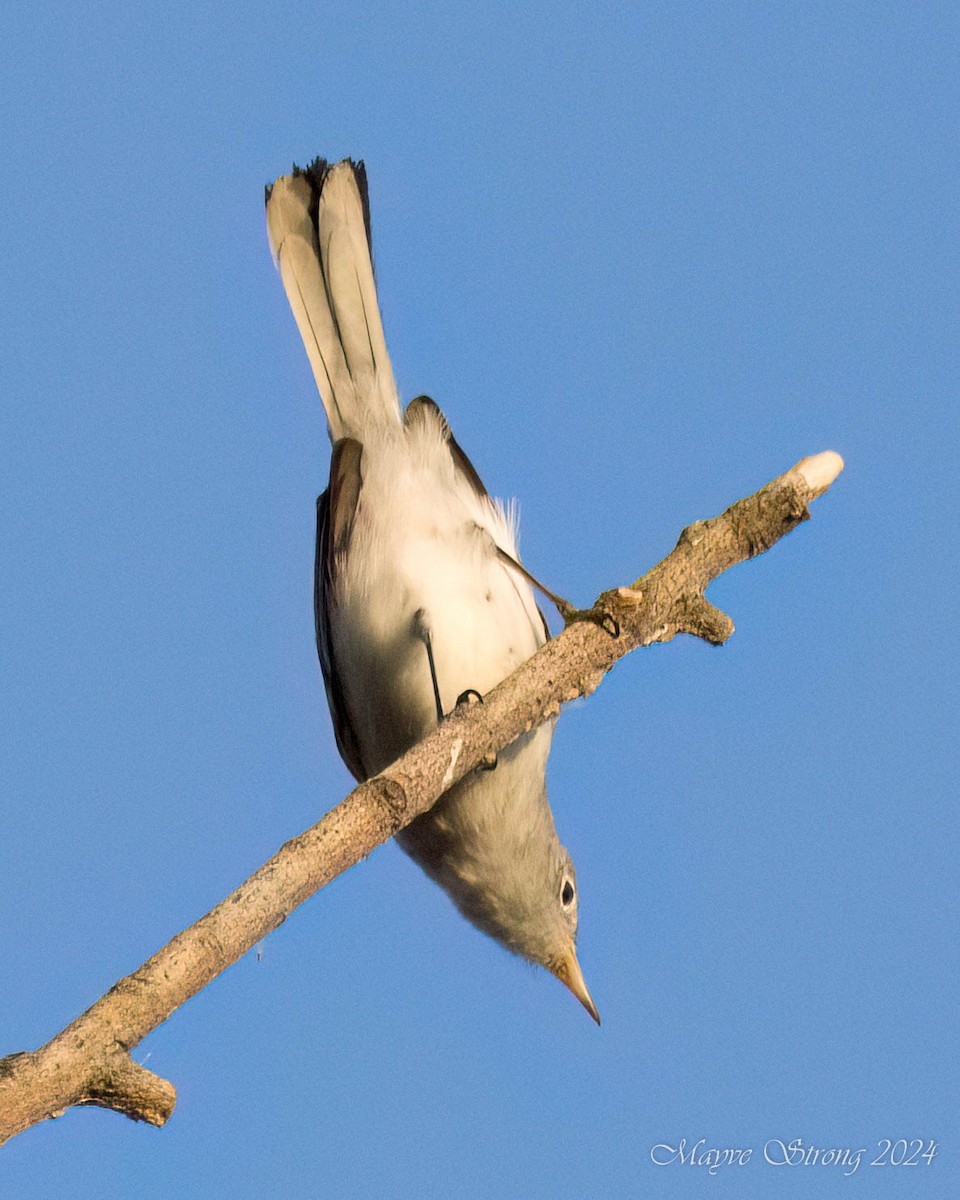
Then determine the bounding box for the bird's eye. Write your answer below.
[561,879,575,906]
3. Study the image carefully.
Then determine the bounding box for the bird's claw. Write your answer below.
[454,689,498,769]
[561,606,620,637]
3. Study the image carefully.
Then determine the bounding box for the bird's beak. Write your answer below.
[549,946,600,1025]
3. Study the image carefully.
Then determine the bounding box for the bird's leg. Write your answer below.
[413,608,445,725]
[415,617,497,768]
[495,546,573,618]
[495,547,620,636]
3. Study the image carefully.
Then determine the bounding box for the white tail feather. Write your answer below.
[266,161,400,440]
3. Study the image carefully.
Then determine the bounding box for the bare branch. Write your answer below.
[0,450,843,1143]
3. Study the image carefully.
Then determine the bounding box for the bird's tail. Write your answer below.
[265,158,400,441]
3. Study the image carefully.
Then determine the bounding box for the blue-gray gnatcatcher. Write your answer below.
[265,159,598,1022]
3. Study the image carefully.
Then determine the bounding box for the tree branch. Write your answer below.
[0,450,843,1144]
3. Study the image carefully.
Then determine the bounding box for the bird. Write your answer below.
[265,158,598,1022]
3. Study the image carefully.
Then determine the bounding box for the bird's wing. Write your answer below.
[405,395,550,644]
[404,395,488,500]
[315,437,368,782]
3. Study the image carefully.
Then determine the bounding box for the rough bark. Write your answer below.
[0,451,843,1144]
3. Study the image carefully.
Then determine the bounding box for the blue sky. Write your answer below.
[2,2,956,1196]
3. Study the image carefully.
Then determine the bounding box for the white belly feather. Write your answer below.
[329,419,545,775]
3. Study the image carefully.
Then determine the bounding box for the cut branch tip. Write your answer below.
[792,450,844,495]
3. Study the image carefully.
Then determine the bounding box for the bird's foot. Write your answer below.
[455,689,498,769]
